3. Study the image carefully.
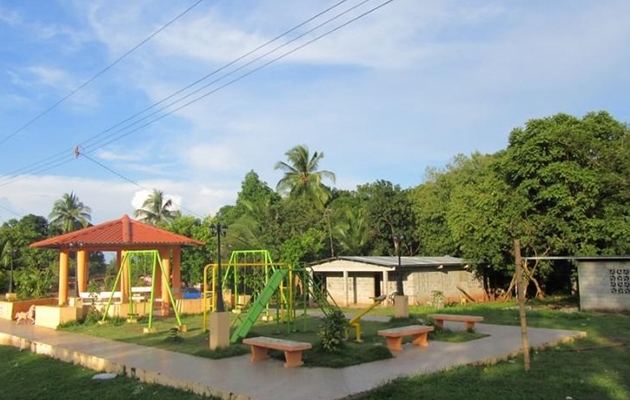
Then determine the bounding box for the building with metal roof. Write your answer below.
[310,256,484,307]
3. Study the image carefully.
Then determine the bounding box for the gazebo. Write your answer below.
[30,214,204,307]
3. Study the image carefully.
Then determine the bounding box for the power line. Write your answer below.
[81,0,374,154]
[0,0,352,183]
[0,0,206,147]
[78,151,204,218]
[0,0,396,187]
[82,0,395,155]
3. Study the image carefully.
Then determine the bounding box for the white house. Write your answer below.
[310,256,485,307]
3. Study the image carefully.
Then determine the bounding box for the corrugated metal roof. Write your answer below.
[311,255,466,268]
[30,214,205,249]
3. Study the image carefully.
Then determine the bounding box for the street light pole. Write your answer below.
[393,234,404,295]
[210,223,228,312]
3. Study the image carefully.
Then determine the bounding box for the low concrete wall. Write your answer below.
[577,261,630,311]
[0,298,57,321]
[35,305,79,329]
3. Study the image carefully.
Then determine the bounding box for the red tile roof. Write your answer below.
[30,214,205,249]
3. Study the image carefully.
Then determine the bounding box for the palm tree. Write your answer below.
[334,209,370,255]
[274,145,336,206]
[49,192,92,233]
[134,189,180,226]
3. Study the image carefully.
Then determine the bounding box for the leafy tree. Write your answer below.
[499,111,630,258]
[167,215,214,285]
[357,180,417,256]
[0,215,56,298]
[48,192,91,233]
[443,153,513,270]
[134,189,180,226]
[280,228,325,266]
[275,145,336,206]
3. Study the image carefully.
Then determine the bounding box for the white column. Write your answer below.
[382,270,389,306]
[343,270,349,307]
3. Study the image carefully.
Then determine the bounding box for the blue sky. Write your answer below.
[1,0,629,224]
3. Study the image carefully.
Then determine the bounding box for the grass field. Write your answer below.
[0,345,215,400]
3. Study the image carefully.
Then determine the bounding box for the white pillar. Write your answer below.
[343,270,349,307]
[382,270,389,306]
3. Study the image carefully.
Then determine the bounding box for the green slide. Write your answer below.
[230,268,289,343]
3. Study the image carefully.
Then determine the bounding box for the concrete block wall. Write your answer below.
[323,268,484,307]
[409,268,484,305]
[578,261,630,311]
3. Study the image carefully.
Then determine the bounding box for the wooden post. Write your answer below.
[514,239,531,371]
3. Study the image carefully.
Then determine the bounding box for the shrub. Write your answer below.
[318,309,346,352]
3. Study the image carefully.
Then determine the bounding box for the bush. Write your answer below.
[318,309,346,352]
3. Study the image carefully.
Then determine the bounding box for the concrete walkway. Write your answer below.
[0,318,585,400]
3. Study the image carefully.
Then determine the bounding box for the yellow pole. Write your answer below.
[58,249,69,306]
[77,249,87,294]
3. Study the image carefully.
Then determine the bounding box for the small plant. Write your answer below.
[430,290,445,309]
[318,309,346,352]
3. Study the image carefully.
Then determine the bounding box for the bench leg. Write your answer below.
[283,350,304,368]
[466,321,475,330]
[434,319,444,328]
[411,332,429,347]
[384,336,403,351]
[249,345,270,362]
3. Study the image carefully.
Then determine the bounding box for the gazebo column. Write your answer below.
[120,251,130,303]
[172,246,182,298]
[77,249,88,295]
[59,249,69,306]
[160,247,171,315]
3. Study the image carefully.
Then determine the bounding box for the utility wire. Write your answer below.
[81,0,373,153]
[0,0,396,188]
[83,0,394,154]
[0,0,206,147]
[78,151,204,218]
[0,0,351,182]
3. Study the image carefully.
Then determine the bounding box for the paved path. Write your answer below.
[0,318,585,400]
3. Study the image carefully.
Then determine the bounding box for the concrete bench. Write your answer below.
[429,314,484,330]
[377,325,434,351]
[242,336,312,368]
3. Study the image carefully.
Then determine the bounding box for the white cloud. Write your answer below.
[131,189,182,212]
[0,174,233,225]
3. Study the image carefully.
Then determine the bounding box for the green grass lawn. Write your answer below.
[0,345,216,400]
[58,310,482,368]
[350,299,630,400]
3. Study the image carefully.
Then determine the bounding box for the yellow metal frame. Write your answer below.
[345,294,387,342]
[202,263,218,332]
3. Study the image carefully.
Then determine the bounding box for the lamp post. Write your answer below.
[393,234,404,295]
[210,223,228,312]
[8,248,17,294]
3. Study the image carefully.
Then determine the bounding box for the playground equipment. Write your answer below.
[345,293,390,342]
[100,250,183,331]
[201,249,342,343]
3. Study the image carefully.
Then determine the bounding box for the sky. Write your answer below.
[1,0,629,225]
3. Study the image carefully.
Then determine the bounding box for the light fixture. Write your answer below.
[437,265,443,270]
[463,264,470,269]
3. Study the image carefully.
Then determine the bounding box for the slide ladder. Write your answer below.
[230,268,289,343]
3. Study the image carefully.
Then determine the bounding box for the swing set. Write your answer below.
[100,250,184,332]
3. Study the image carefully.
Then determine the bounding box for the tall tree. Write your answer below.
[357,180,417,256]
[49,192,92,233]
[274,145,336,206]
[134,189,180,226]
